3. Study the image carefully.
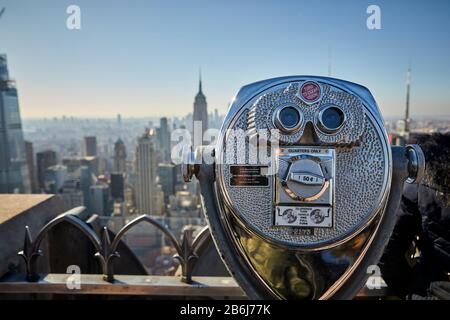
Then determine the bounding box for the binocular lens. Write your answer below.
[275,106,302,132]
[319,106,345,132]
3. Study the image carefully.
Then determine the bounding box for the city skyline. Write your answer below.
[0,0,449,118]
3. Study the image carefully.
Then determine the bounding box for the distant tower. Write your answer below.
[25,141,38,193]
[158,117,171,162]
[214,108,219,124]
[404,65,411,133]
[158,163,176,204]
[36,150,57,191]
[113,138,127,173]
[110,173,124,201]
[43,165,67,194]
[89,183,112,215]
[135,129,158,215]
[83,136,97,157]
[193,70,208,145]
[117,114,122,137]
[0,53,9,81]
[0,54,31,193]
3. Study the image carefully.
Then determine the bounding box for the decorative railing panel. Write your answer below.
[17,206,205,284]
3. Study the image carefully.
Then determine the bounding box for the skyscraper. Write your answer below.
[158,163,176,204]
[193,71,208,146]
[117,113,122,127]
[0,53,8,81]
[213,108,219,129]
[404,65,411,134]
[80,165,93,209]
[60,179,84,210]
[0,54,31,193]
[158,117,171,162]
[110,172,124,201]
[83,136,97,157]
[113,138,127,173]
[43,165,68,194]
[25,141,38,193]
[135,129,158,215]
[89,183,112,216]
[36,150,57,191]
[62,156,98,176]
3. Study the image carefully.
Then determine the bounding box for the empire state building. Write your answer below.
[193,73,208,145]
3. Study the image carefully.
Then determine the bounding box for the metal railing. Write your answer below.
[0,274,245,297]
[0,206,388,299]
[16,207,207,284]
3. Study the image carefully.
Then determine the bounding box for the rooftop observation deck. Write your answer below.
[0,194,388,300]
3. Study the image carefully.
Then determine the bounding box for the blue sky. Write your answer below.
[0,0,449,118]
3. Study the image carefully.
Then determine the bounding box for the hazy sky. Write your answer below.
[1,0,449,118]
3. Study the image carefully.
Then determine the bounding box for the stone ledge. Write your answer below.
[0,194,65,277]
[0,194,55,224]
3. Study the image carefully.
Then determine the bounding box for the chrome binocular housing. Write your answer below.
[183,76,425,299]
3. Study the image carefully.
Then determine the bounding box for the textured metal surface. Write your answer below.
[221,93,388,247]
[206,149,403,300]
[247,82,365,145]
[203,76,397,300]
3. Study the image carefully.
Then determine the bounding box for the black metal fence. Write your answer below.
[18,206,206,284]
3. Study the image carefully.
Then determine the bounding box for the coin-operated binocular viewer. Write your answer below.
[182,76,424,299]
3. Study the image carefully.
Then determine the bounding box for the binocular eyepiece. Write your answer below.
[182,76,424,299]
